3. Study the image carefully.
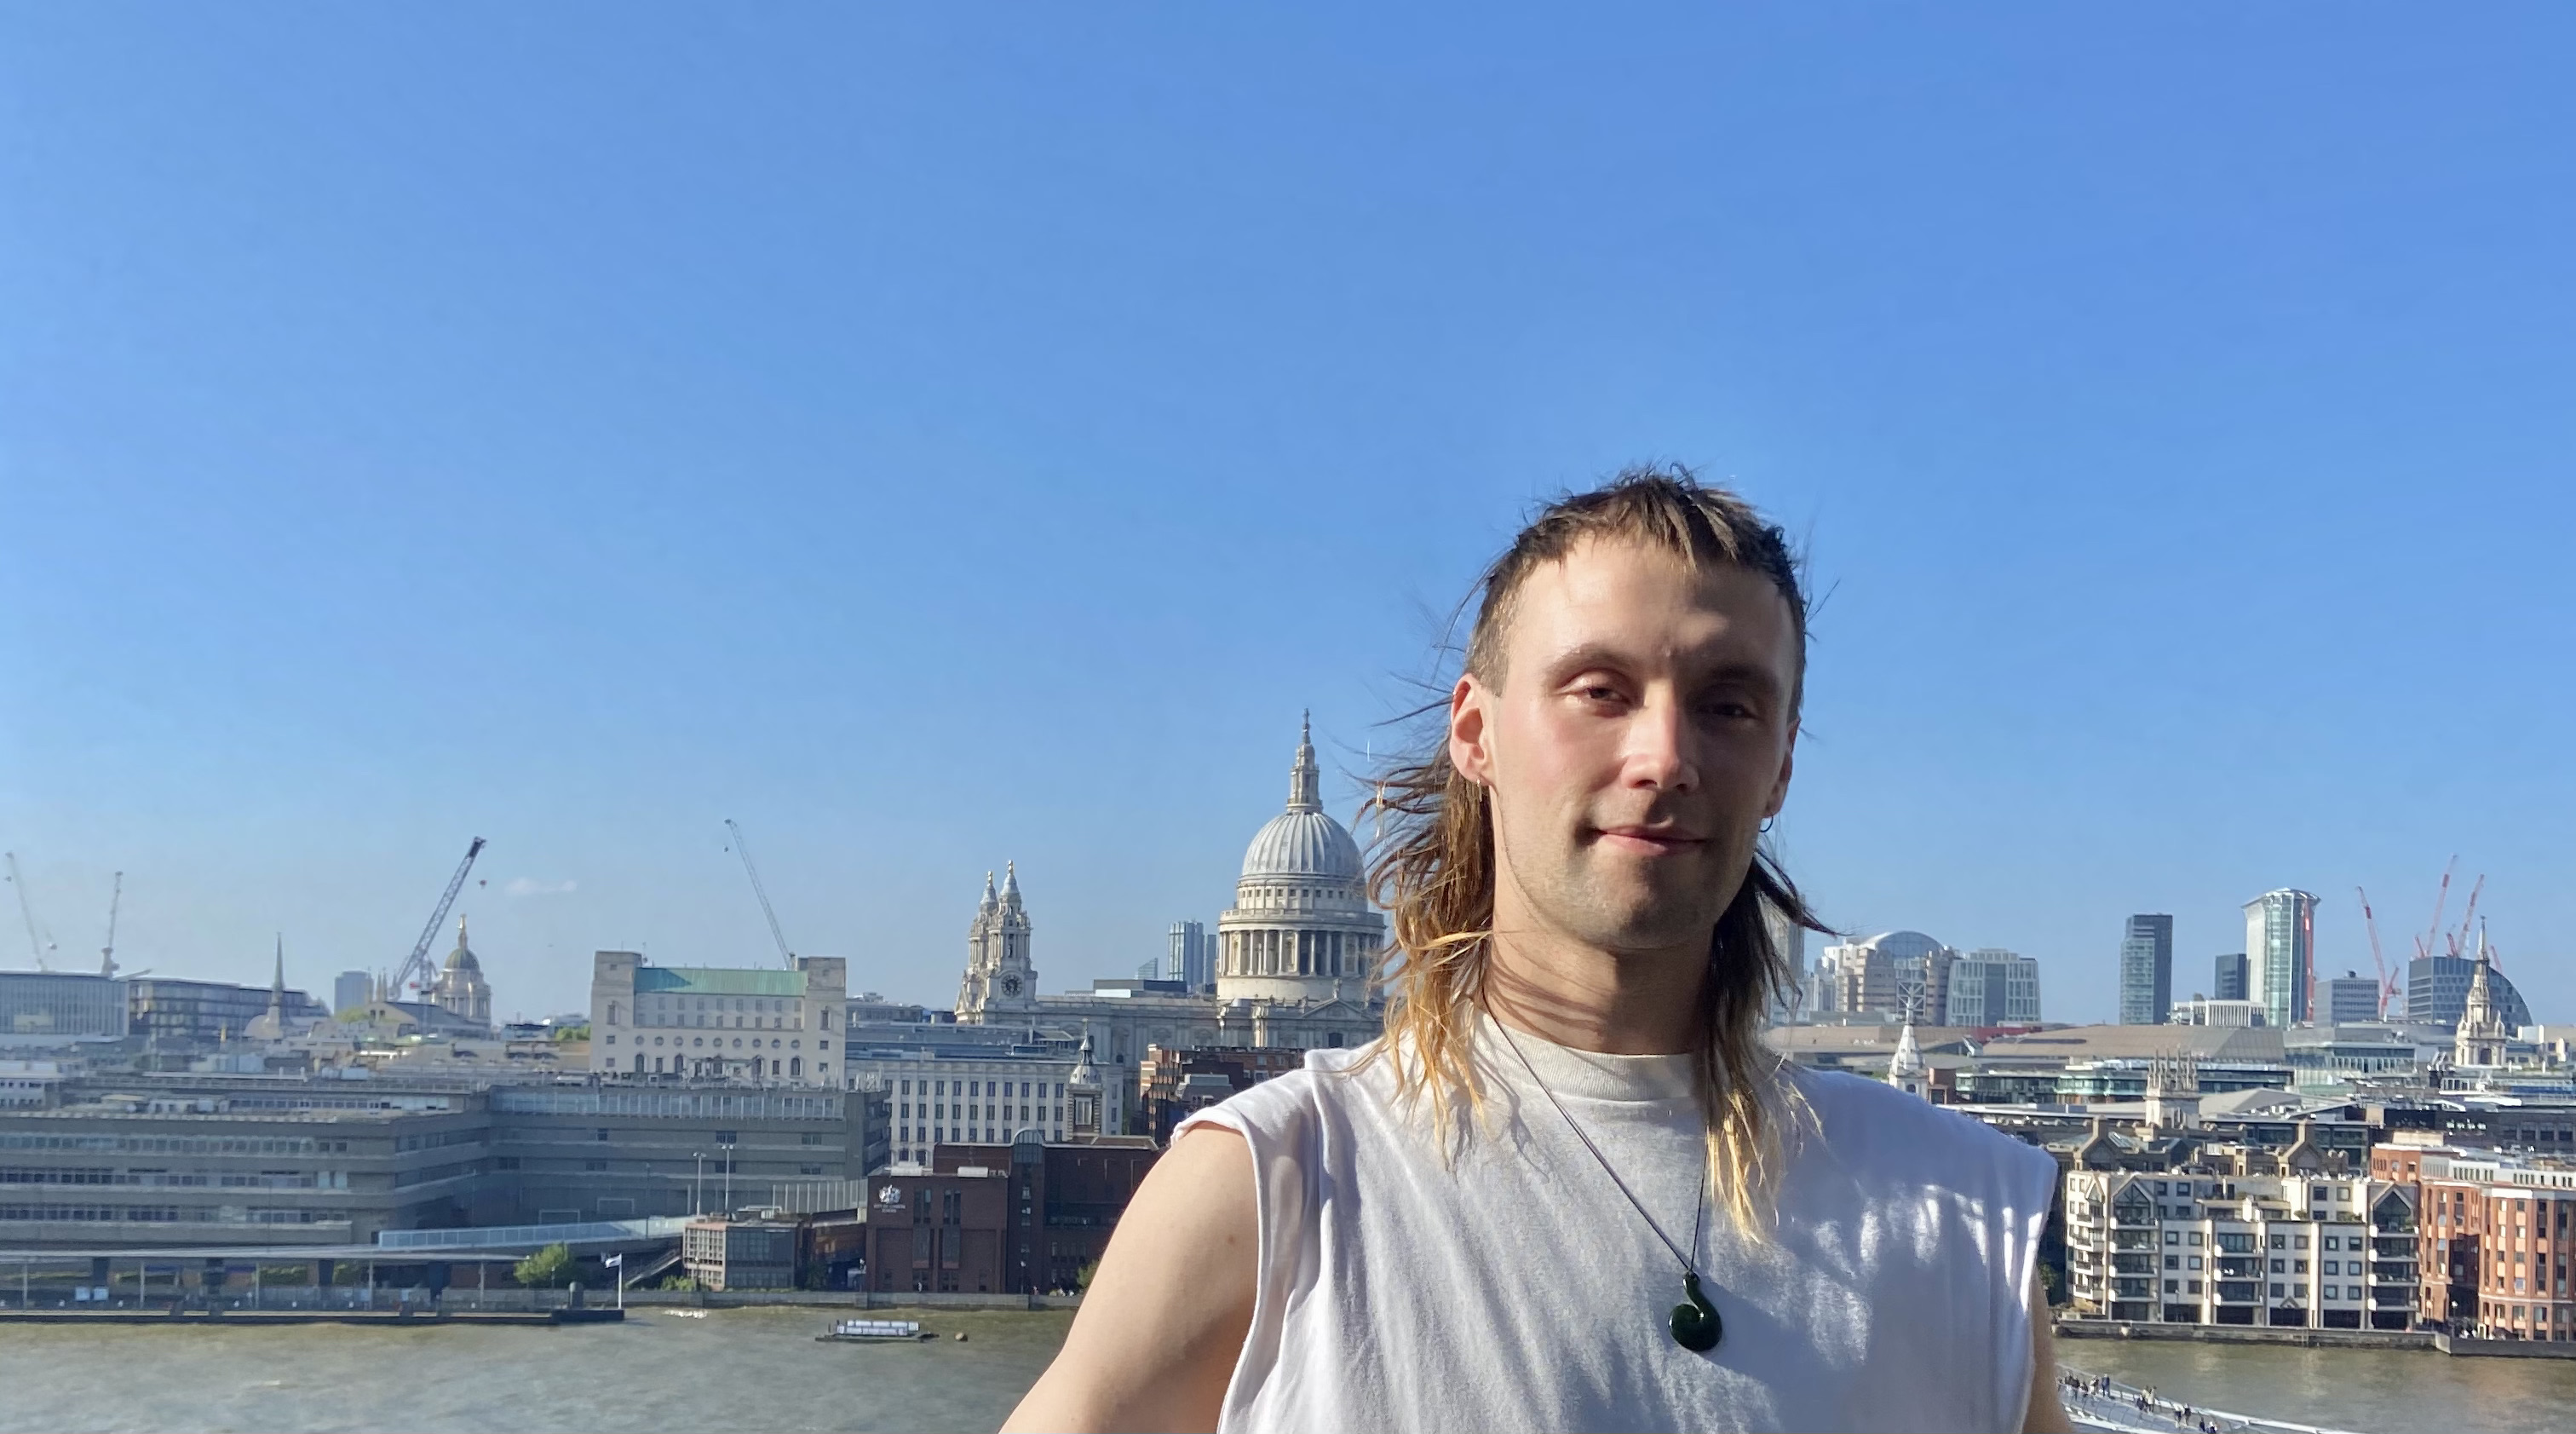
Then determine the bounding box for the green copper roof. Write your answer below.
[634,967,808,997]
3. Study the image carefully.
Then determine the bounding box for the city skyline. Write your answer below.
[4,9,2572,1024]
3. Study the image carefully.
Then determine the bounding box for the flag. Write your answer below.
[604,1253,624,1269]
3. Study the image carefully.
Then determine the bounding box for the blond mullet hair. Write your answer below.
[1360,464,1825,1235]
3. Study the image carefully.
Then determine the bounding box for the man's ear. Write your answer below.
[1448,675,1491,786]
[1762,720,1797,820]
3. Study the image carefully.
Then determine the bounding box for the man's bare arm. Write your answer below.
[2022,1281,2073,1434]
[1003,1126,1258,1433]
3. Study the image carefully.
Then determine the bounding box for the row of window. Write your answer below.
[2156,1230,2353,1251]
[2160,1279,2369,1300]
[900,1104,1060,1124]
[0,1167,349,1189]
[0,1133,350,1155]
[605,1034,825,1051]
[0,1205,344,1224]
[899,1080,1064,1098]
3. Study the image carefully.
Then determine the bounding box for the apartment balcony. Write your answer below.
[2214,1281,2262,1304]
[2111,1231,2158,1251]
[2112,1254,2156,1276]
[2114,1278,2154,1299]
[2216,1257,2263,1278]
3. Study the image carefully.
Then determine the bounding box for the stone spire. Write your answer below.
[1287,711,1321,815]
[267,936,285,1020]
[1000,861,1024,913]
[978,872,998,915]
[1886,1020,1928,1099]
[2455,936,2508,1068]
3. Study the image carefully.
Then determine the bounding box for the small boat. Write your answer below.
[819,1317,933,1343]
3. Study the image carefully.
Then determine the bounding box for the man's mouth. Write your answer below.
[1591,826,1707,857]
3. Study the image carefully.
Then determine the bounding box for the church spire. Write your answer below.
[268,935,285,1017]
[1287,711,1321,814]
[1001,860,1023,910]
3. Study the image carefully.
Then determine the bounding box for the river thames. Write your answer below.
[2,1309,2569,1432]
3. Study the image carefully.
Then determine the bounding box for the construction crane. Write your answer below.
[392,838,486,1002]
[2415,855,2457,962]
[723,819,795,969]
[99,872,123,977]
[2357,887,2399,1021]
[2446,874,2486,959]
[3,852,59,972]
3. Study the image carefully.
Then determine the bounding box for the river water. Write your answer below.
[2060,1338,2575,1434]
[1,1308,2566,1433]
[0,1309,1072,1434]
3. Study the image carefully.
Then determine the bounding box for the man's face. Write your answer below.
[1452,536,1799,957]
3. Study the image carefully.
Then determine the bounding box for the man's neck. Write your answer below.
[1482,909,1709,1057]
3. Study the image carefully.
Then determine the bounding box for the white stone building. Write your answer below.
[589,953,848,1086]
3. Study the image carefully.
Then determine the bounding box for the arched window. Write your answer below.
[790,1057,802,1079]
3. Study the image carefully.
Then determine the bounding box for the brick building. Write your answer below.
[860,1132,1159,1295]
[2395,1143,2576,1340]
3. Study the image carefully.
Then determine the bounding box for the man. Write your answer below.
[1008,469,2068,1433]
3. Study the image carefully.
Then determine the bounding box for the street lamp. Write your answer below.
[692,1151,706,1216]
[720,1141,735,1214]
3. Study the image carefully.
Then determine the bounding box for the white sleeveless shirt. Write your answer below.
[1176,1019,2056,1433]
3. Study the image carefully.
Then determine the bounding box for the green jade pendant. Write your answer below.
[1669,1271,1722,1352]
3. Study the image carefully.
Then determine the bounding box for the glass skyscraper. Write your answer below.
[2118,914,2174,1024]
[2244,890,2318,1028]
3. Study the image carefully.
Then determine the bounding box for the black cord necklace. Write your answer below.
[1496,1017,1722,1353]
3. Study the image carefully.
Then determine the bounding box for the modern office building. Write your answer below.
[1814,931,1949,1021]
[2215,952,2251,1003]
[125,978,328,1045]
[0,972,125,1039]
[2245,891,2318,1029]
[2119,915,2175,1026]
[2406,953,2533,1031]
[486,1084,884,1224]
[1165,921,1217,992]
[2324,973,2383,1027]
[333,970,371,1017]
[1945,949,2043,1028]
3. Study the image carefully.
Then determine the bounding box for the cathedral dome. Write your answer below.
[1242,809,1365,882]
[443,916,482,975]
[1238,714,1364,884]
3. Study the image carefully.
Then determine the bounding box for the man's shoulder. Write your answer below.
[1179,1042,1389,1136]
[1790,1068,2054,1186]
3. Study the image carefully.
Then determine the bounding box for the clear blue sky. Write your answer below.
[4,6,2571,1025]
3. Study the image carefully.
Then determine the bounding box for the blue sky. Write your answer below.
[3,7,2571,1024]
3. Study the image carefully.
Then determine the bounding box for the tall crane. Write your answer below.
[3,852,59,972]
[2447,875,2486,960]
[2357,887,2398,1021]
[392,838,486,1002]
[723,819,795,968]
[99,872,123,977]
[2415,855,2457,962]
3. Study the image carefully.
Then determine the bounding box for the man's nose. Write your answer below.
[1623,693,1699,792]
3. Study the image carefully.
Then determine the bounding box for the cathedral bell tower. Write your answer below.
[956,862,1039,1022]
